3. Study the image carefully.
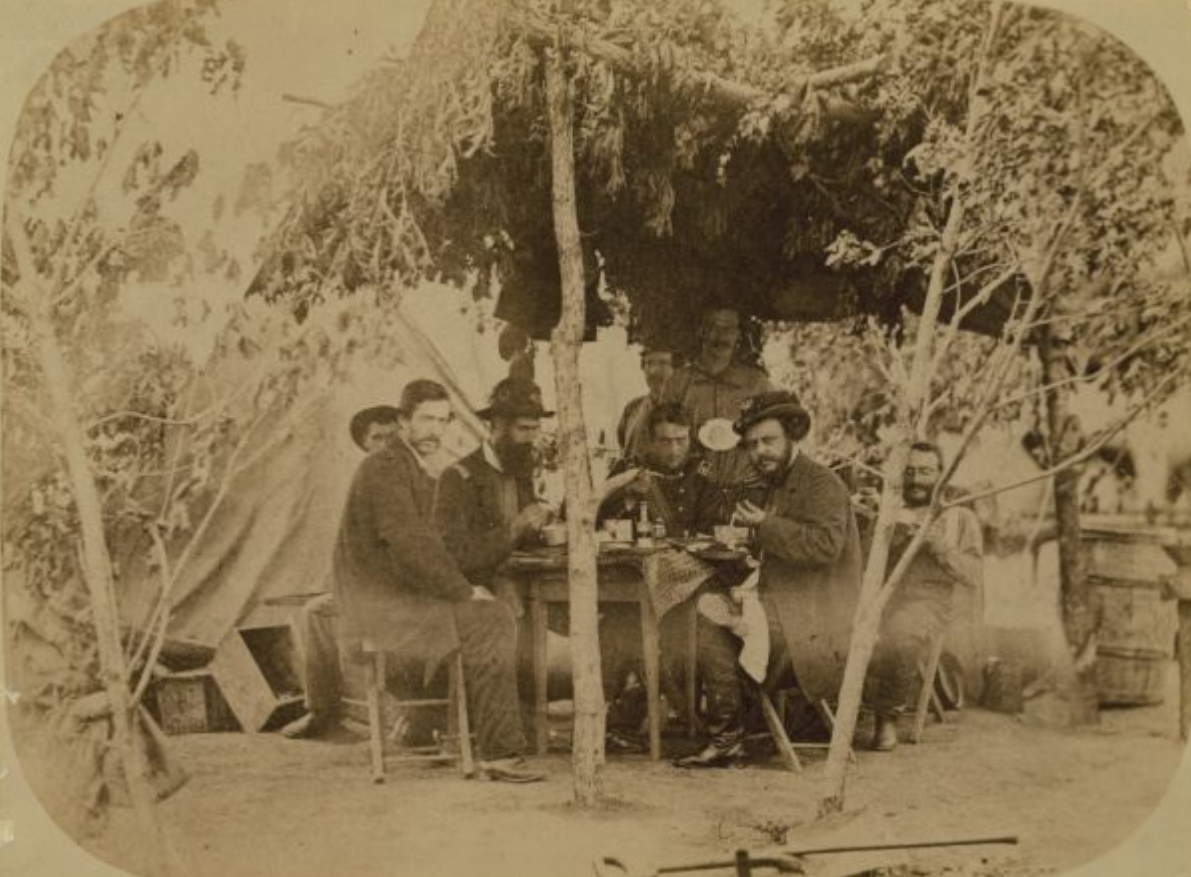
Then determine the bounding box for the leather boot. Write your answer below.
[872,715,899,752]
[673,731,746,768]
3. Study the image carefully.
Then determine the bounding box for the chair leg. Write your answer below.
[910,635,946,744]
[451,652,476,778]
[365,650,386,784]
[759,690,802,773]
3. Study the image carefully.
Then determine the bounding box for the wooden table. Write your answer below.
[506,542,742,760]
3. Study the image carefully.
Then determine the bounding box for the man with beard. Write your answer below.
[333,379,542,782]
[660,306,772,493]
[616,345,678,465]
[435,378,554,613]
[678,390,862,768]
[282,403,402,740]
[866,442,983,752]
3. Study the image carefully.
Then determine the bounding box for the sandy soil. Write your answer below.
[66,666,1188,877]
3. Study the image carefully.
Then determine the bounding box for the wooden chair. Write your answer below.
[360,642,475,783]
[908,630,949,744]
[758,690,857,772]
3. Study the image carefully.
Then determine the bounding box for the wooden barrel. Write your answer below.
[1084,529,1179,706]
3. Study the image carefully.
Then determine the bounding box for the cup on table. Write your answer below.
[541,522,568,547]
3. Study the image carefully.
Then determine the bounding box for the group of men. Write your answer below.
[284,304,982,780]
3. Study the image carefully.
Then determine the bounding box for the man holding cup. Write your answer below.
[678,390,862,768]
[435,377,555,611]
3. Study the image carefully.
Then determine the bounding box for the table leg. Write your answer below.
[640,594,662,761]
[531,588,549,756]
[1179,600,1191,742]
[685,603,700,738]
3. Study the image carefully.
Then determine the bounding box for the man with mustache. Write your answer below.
[660,306,772,494]
[866,441,984,752]
[678,390,862,768]
[333,379,543,782]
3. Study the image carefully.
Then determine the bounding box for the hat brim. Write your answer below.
[733,402,810,437]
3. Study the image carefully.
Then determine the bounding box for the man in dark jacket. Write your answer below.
[678,390,862,768]
[600,402,730,537]
[332,379,542,782]
[434,378,553,610]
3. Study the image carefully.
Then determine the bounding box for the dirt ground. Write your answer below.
[62,664,1188,877]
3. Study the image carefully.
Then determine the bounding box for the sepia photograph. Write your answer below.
[1,1,1189,876]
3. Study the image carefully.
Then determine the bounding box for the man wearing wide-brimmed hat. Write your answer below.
[435,378,555,607]
[677,390,862,768]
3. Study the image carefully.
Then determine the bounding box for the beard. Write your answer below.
[902,485,932,508]
[496,438,536,480]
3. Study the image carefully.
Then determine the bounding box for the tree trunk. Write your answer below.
[819,2,1005,815]
[545,52,605,805]
[1033,327,1100,727]
[821,196,969,815]
[818,438,910,814]
[28,301,187,875]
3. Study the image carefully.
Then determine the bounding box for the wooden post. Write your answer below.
[1037,326,1100,727]
[545,50,605,805]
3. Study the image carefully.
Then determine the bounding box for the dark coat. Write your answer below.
[435,447,536,590]
[598,455,730,537]
[754,451,863,702]
[331,441,472,669]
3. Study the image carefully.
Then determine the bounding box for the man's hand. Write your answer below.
[733,499,767,528]
[471,585,496,601]
[512,503,551,542]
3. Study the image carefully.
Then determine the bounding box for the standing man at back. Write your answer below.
[616,344,678,464]
[332,379,543,782]
[661,306,772,493]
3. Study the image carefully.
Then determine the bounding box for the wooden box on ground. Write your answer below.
[209,605,305,731]
[150,669,239,734]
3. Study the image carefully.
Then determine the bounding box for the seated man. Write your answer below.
[434,377,554,614]
[597,403,734,743]
[867,441,983,751]
[679,390,862,768]
[282,403,401,740]
[599,402,729,537]
[333,379,543,782]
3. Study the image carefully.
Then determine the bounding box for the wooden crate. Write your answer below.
[209,620,305,732]
[152,670,238,735]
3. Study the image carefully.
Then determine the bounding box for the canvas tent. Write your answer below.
[130,302,486,665]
